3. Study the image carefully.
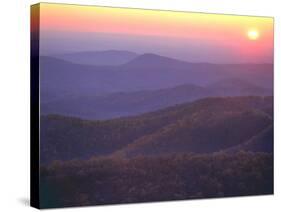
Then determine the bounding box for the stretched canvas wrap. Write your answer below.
[31,3,274,209]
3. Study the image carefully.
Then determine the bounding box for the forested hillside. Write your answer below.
[40,96,273,164]
[40,152,273,208]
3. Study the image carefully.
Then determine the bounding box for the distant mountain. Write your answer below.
[40,96,273,164]
[119,54,228,88]
[122,54,273,88]
[40,54,273,103]
[124,53,188,68]
[208,78,272,96]
[41,78,271,120]
[39,56,120,103]
[54,50,138,66]
[41,84,210,119]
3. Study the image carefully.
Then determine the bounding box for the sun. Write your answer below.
[247,29,259,40]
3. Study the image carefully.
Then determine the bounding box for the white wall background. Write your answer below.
[0,0,280,211]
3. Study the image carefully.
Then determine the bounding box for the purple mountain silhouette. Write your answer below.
[54,50,138,66]
[40,52,273,104]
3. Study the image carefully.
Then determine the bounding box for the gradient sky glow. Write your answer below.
[37,3,274,63]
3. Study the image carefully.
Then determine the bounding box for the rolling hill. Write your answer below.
[226,125,273,153]
[41,78,271,120]
[40,54,273,103]
[40,96,273,164]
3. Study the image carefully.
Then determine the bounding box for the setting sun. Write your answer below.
[247,29,259,40]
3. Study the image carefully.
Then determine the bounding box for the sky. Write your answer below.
[35,3,274,63]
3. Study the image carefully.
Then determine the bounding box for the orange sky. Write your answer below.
[33,3,274,63]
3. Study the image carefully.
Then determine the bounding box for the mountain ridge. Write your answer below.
[53,50,138,66]
[41,78,272,120]
[40,96,273,164]
[40,53,273,103]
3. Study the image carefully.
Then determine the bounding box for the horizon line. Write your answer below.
[41,50,274,66]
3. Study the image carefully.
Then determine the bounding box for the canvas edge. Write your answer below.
[30,3,40,209]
